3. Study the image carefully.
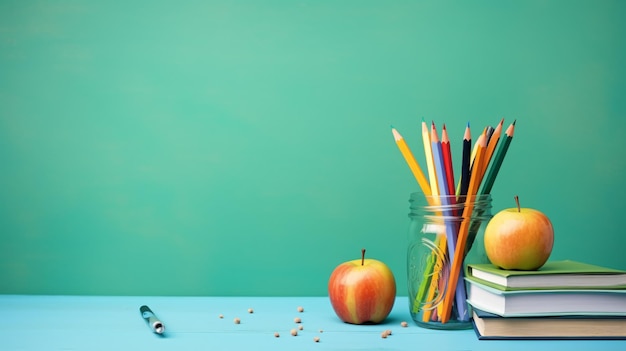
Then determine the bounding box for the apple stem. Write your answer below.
[514,195,521,212]
[361,248,366,266]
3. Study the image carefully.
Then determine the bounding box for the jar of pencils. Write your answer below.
[407,192,492,329]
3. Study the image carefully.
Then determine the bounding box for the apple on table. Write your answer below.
[328,249,396,324]
[484,195,554,271]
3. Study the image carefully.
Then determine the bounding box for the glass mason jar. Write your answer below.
[407,192,492,330]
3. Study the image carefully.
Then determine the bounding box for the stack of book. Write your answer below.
[465,260,626,340]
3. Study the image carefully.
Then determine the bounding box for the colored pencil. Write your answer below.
[468,127,482,172]
[466,120,510,262]
[484,125,495,146]
[480,120,516,195]
[431,123,469,321]
[420,121,449,322]
[417,119,447,321]
[394,118,516,325]
[480,118,504,178]
[411,234,442,314]
[467,132,485,188]
[441,124,456,199]
[419,235,447,321]
[393,125,439,318]
[440,128,488,324]
[392,128,432,196]
[422,119,439,198]
[457,123,471,199]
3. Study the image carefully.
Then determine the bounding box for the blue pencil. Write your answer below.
[430,123,469,321]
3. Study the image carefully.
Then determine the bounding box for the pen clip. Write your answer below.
[140,305,165,334]
[140,305,154,319]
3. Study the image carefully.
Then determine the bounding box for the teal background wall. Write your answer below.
[1,1,625,296]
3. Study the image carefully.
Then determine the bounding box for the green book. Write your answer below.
[466,260,626,291]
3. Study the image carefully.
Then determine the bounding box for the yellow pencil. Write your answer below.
[420,121,446,321]
[422,120,439,198]
[469,133,481,173]
[392,126,441,319]
[440,128,488,324]
[391,128,432,196]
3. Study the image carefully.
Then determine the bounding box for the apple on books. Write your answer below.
[328,249,396,324]
[484,196,554,271]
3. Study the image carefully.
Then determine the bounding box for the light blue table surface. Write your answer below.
[1,295,624,350]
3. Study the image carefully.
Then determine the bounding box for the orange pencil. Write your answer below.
[440,128,488,324]
[480,118,504,177]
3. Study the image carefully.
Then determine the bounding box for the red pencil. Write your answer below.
[441,124,456,197]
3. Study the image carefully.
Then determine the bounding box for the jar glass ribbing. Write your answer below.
[407,192,492,330]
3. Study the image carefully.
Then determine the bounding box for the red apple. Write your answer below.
[484,196,554,270]
[328,249,396,324]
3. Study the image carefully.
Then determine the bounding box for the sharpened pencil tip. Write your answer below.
[391,128,402,141]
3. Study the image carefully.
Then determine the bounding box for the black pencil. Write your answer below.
[459,122,471,199]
